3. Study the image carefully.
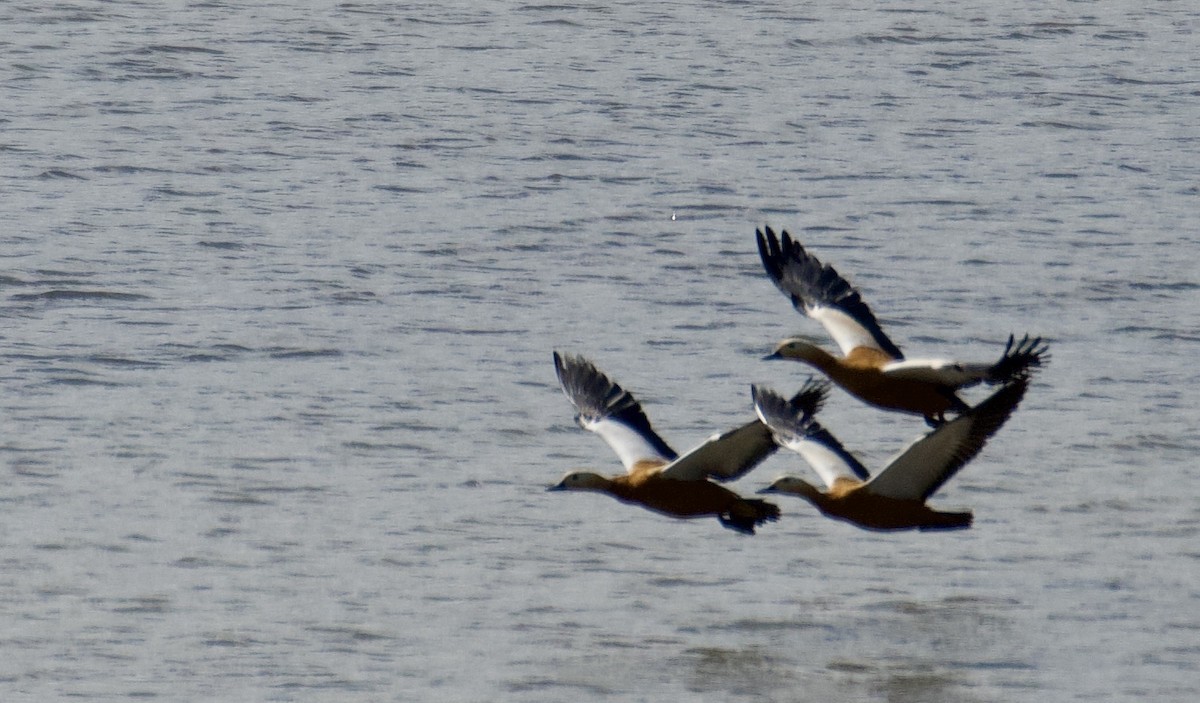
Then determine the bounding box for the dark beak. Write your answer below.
[546,483,566,492]
[756,486,778,494]
[762,351,782,361]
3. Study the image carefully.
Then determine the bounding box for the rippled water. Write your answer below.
[2,2,1199,701]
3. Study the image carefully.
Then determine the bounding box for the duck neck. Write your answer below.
[785,479,830,508]
[603,476,638,502]
[782,342,840,374]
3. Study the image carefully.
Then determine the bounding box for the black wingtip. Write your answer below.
[753,376,830,427]
[753,382,871,481]
[751,384,791,428]
[551,351,679,462]
[755,225,785,281]
[788,376,831,418]
[752,381,825,439]
[988,334,1050,384]
[755,228,905,360]
[552,349,569,379]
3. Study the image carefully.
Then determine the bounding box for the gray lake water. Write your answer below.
[3,1,1199,701]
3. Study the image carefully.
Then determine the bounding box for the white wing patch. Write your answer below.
[809,306,889,357]
[783,436,865,490]
[580,415,675,473]
[881,358,992,387]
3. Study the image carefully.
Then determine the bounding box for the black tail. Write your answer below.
[988,334,1050,384]
[916,510,973,532]
[719,498,781,535]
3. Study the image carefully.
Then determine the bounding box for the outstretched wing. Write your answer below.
[865,377,1029,501]
[880,335,1050,389]
[657,420,776,483]
[751,383,870,489]
[553,352,677,472]
[757,226,904,360]
[661,379,830,483]
[880,357,996,388]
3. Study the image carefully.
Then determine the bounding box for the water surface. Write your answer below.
[2,1,1198,701]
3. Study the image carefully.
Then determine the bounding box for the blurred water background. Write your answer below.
[2,1,1198,701]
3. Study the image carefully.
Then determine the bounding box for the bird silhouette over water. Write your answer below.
[756,226,1048,426]
[548,351,825,534]
[754,375,1030,531]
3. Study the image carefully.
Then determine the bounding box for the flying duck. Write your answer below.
[548,351,826,534]
[753,375,1029,531]
[756,226,1048,426]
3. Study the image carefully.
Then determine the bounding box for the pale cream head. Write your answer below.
[759,475,821,498]
[766,336,825,362]
[548,471,612,492]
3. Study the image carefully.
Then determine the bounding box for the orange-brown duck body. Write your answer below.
[781,344,969,421]
[550,460,780,534]
[754,375,1032,532]
[548,352,826,534]
[757,226,1048,425]
[762,475,972,532]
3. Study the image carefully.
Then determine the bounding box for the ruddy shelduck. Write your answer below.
[548,351,826,534]
[756,226,1048,426]
[753,376,1029,531]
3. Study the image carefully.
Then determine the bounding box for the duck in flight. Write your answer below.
[756,226,1048,426]
[753,375,1029,531]
[548,351,826,534]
